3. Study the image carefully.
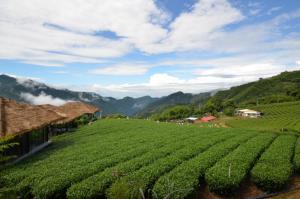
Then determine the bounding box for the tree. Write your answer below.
[223,107,235,116]
[201,97,223,115]
[222,100,236,116]
[151,105,193,121]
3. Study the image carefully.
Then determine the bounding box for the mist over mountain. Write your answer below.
[0,74,157,115]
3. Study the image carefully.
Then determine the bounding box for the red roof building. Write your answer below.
[200,116,216,122]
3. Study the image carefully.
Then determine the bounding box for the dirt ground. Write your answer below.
[196,181,263,199]
[195,176,300,199]
[271,177,300,199]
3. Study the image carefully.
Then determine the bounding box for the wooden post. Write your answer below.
[0,97,5,137]
[100,110,102,119]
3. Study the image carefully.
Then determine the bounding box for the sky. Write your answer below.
[0,0,300,98]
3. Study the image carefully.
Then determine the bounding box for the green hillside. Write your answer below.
[226,101,300,132]
[1,119,300,199]
[136,91,210,117]
[215,70,300,105]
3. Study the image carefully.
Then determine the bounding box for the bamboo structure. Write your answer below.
[0,97,63,137]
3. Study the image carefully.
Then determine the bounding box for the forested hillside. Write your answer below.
[215,70,300,105]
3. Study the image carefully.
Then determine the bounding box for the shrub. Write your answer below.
[205,134,276,195]
[294,138,300,172]
[152,132,256,199]
[251,135,296,192]
[107,131,235,199]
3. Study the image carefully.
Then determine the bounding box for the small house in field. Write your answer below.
[0,97,64,158]
[39,102,100,135]
[186,117,199,123]
[235,109,261,118]
[200,116,216,122]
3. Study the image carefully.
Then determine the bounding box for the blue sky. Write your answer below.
[0,0,300,98]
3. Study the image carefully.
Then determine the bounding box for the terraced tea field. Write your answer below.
[226,101,300,132]
[0,119,299,199]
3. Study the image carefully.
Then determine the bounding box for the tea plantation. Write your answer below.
[0,119,300,199]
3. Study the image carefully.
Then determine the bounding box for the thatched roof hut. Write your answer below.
[39,102,99,124]
[0,97,64,138]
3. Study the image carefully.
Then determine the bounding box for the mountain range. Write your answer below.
[1,70,299,116]
[0,74,210,116]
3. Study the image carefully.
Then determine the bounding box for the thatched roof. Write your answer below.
[39,102,99,124]
[0,97,64,138]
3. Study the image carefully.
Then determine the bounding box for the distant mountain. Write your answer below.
[107,96,158,116]
[0,74,157,116]
[214,70,300,104]
[136,91,211,117]
[1,74,211,116]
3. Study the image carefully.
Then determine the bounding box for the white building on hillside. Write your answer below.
[235,109,262,118]
[186,117,199,123]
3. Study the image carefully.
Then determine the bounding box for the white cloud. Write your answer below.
[249,9,261,16]
[194,63,285,77]
[5,73,71,91]
[3,74,46,89]
[0,0,168,65]
[0,0,298,65]
[78,92,91,102]
[89,64,149,76]
[3,73,43,83]
[20,92,72,106]
[164,7,300,55]
[247,1,261,16]
[0,19,131,65]
[137,3,297,55]
[142,0,244,53]
[149,73,185,86]
[22,61,65,67]
[85,75,235,98]
[248,2,261,8]
[52,71,69,74]
[1,0,299,99]
[267,7,282,15]
[81,63,300,98]
[15,77,48,90]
